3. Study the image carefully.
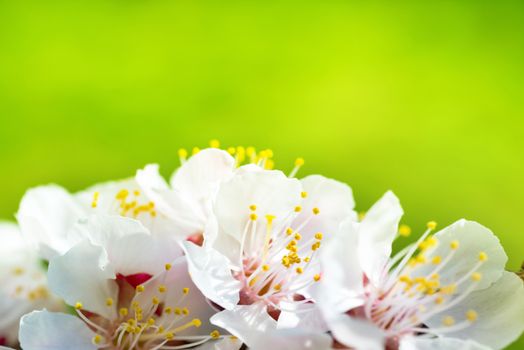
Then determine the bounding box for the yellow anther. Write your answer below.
[312,207,320,215]
[178,148,188,159]
[450,240,460,250]
[210,330,221,339]
[471,272,482,282]
[157,326,165,333]
[116,189,129,200]
[183,287,190,294]
[399,275,412,284]
[152,296,160,305]
[227,147,236,155]
[165,263,172,271]
[119,308,128,317]
[304,257,310,262]
[296,267,303,274]
[192,318,202,327]
[415,254,426,264]
[286,228,293,235]
[294,233,302,240]
[209,139,220,148]
[441,284,456,294]
[158,285,167,293]
[165,332,174,340]
[314,274,321,282]
[442,316,455,326]
[246,146,256,157]
[478,252,488,262]
[182,307,189,315]
[91,191,100,208]
[295,158,304,166]
[435,296,444,304]
[147,318,155,325]
[164,307,172,314]
[250,213,258,221]
[294,206,302,212]
[192,147,200,155]
[262,265,270,272]
[105,298,113,307]
[427,221,437,230]
[136,285,145,293]
[249,204,257,211]
[466,310,478,322]
[265,215,275,224]
[127,318,136,326]
[92,335,103,345]
[273,284,281,291]
[398,224,411,237]
[174,308,182,315]
[75,302,83,310]
[432,256,442,265]
[314,232,323,240]
[301,191,308,198]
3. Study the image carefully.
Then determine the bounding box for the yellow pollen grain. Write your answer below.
[165,332,174,340]
[210,330,221,339]
[165,263,172,271]
[136,285,145,293]
[295,158,304,166]
[315,232,323,240]
[182,308,189,315]
[192,147,200,155]
[314,274,321,282]
[398,224,411,237]
[178,148,188,159]
[466,310,478,322]
[192,318,202,327]
[479,252,488,262]
[105,298,113,307]
[301,191,308,198]
[471,272,482,282]
[294,233,302,240]
[250,213,258,221]
[312,207,320,215]
[148,318,155,325]
[92,335,103,345]
[442,316,455,326]
[432,256,442,265]
[209,139,220,148]
[450,240,460,250]
[75,302,83,310]
[183,287,190,294]
[286,228,293,235]
[296,267,303,274]
[164,307,172,314]
[158,285,167,293]
[249,204,257,211]
[119,308,128,317]
[152,296,160,305]
[294,206,302,212]
[427,221,437,230]
[262,264,270,272]
[227,147,236,155]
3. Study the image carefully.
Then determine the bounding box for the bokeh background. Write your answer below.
[0,1,523,347]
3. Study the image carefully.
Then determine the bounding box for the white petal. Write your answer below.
[399,336,491,350]
[210,304,277,347]
[426,272,524,350]
[317,218,365,315]
[194,338,243,350]
[182,241,241,309]
[327,313,385,350]
[249,328,333,350]
[19,310,96,350]
[17,185,86,259]
[277,302,328,333]
[48,240,118,319]
[295,175,357,240]
[412,220,507,294]
[358,191,403,286]
[170,148,235,199]
[214,169,301,244]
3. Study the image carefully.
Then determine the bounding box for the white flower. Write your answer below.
[16,148,235,260]
[183,166,356,345]
[317,191,524,350]
[0,222,63,347]
[18,215,233,350]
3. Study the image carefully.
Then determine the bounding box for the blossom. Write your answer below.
[317,191,524,350]
[18,215,235,350]
[0,222,63,347]
[183,166,356,345]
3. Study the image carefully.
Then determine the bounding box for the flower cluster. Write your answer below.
[1,142,523,350]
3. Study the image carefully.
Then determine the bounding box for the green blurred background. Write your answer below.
[0,1,523,347]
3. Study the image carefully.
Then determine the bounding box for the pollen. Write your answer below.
[192,147,200,155]
[466,310,478,322]
[294,233,302,240]
[301,191,308,198]
[249,204,257,211]
[165,263,172,271]
[314,274,321,282]
[91,191,99,208]
[273,284,281,291]
[296,267,303,274]
[294,206,302,212]
[250,213,258,221]
[312,207,320,215]
[105,297,113,306]
[210,330,221,339]
[315,232,323,240]
[471,272,482,282]
[209,139,220,148]
[294,158,305,166]
[158,285,167,293]
[136,285,145,293]
[165,332,174,340]
[75,302,83,310]
[479,252,488,262]
[450,240,460,250]
[178,148,188,158]
[432,256,442,264]
[92,335,104,345]
[227,147,236,155]
[286,228,293,235]
[427,221,437,230]
[119,308,128,317]
[192,318,202,327]
[183,287,190,294]
[398,224,411,237]
[262,264,270,272]
[442,316,455,326]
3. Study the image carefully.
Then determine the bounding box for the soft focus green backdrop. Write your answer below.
[0,1,523,347]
